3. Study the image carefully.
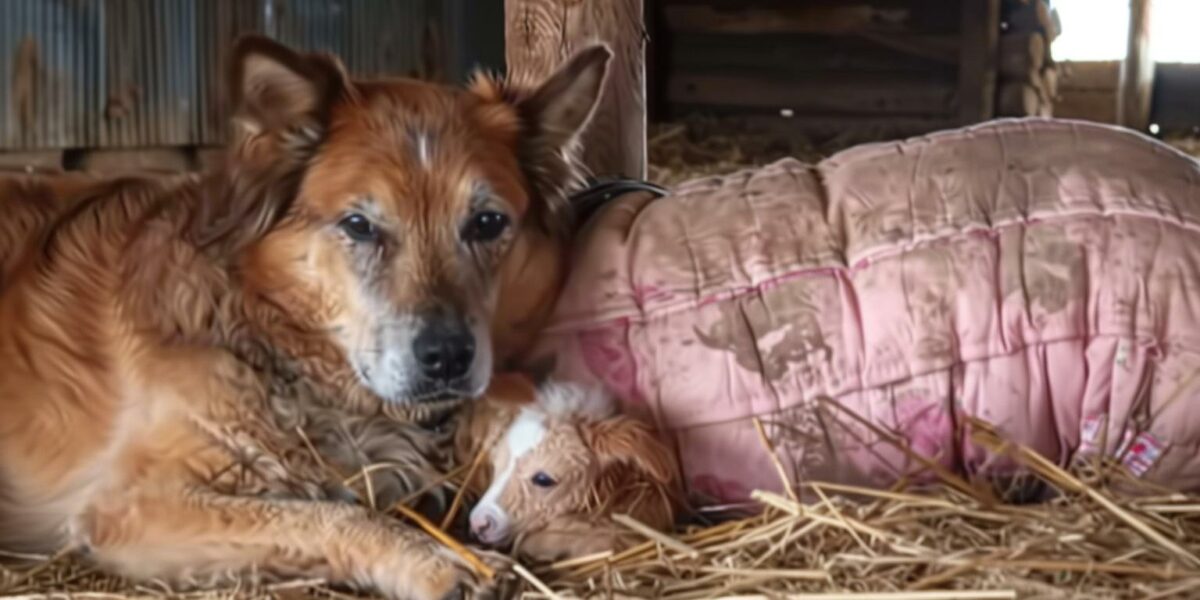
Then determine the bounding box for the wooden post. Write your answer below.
[1118,0,1154,131]
[957,0,1001,124]
[505,0,647,179]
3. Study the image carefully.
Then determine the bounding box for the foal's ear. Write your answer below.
[454,372,540,465]
[484,372,541,408]
[584,416,677,486]
[229,34,350,139]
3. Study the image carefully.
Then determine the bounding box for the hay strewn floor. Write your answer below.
[519,418,1200,600]
[647,116,826,187]
[1165,135,1200,160]
[6,416,1200,600]
[649,118,1200,188]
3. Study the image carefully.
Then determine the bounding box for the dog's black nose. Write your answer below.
[413,321,475,381]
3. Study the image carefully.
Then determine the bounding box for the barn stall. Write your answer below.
[3,0,1200,599]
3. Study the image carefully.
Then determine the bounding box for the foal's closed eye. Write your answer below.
[531,471,557,488]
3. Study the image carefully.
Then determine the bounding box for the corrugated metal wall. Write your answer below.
[0,0,502,151]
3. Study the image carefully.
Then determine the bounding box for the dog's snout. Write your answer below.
[413,320,475,382]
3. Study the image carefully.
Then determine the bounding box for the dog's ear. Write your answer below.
[515,44,612,233]
[193,36,352,253]
[229,34,349,141]
[518,44,612,160]
[584,416,677,486]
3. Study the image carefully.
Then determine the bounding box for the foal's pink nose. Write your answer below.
[470,513,497,541]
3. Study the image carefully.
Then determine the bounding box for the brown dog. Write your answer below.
[0,35,609,599]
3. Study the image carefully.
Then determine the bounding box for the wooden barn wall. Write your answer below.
[651,0,964,137]
[1054,61,1119,125]
[0,0,503,152]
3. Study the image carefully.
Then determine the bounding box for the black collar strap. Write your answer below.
[569,176,669,226]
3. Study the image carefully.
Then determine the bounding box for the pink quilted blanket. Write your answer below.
[527,119,1200,504]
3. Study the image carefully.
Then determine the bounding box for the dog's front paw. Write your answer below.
[403,544,508,600]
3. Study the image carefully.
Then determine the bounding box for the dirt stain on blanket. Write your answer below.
[695,291,831,383]
[1002,227,1086,319]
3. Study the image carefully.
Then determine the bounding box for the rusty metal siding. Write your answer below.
[194,0,435,146]
[1,0,104,149]
[195,0,266,146]
[439,0,505,83]
[270,0,430,77]
[0,0,502,152]
[100,0,199,148]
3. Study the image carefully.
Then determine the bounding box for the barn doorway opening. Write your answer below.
[1052,0,1200,63]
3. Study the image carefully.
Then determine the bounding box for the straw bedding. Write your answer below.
[6,120,1200,600]
[646,116,828,187]
[5,413,1200,600]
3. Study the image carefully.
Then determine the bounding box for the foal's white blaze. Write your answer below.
[474,407,547,530]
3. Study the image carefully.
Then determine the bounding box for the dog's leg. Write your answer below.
[77,491,487,600]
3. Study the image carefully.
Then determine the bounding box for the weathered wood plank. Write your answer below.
[858,32,961,65]
[1005,0,1060,40]
[1060,61,1121,91]
[996,82,1043,117]
[660,0,962,34]
[1118,0,1154,131]
[663,4,910,35]
[1056,89,1119,124]
[957,0,1001,124]
[668,33,958,76]
[998,32,1046,80]
[505,0,647,179]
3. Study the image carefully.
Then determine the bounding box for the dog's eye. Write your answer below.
[462,210,510,243]
[531,472,557,488]
[339,213,377,242]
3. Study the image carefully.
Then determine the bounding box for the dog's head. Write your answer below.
[211,36,609,407]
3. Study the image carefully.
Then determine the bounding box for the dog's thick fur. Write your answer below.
[0,36,609,599]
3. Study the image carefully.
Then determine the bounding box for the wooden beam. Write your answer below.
[858,32,960,66]
[1006,0,1061,41]
[1117,0,1154,132]
[996,82,1043,117]
[668,33,960,77]
[505,0,647,179]
[1056,89,1119,124]
[997,32,1046,80]
[1061,60,1121,91]
[663,4,909,35]
[957,0,1001,124]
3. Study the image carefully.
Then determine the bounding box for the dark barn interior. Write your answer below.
[1,0,1196,178]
